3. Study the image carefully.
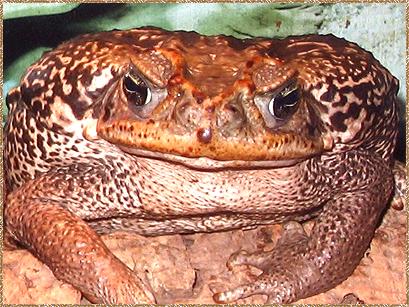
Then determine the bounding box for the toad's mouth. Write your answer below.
[116,146,309,170]
[97,119,325,170]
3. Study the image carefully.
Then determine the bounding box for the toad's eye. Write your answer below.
[123,72,152,106]
[268,84,300,120]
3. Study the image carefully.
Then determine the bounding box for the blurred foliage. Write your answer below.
[4,3,79,19]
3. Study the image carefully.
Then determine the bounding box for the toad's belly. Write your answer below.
[62,156,329,235]
[130,157,329,219]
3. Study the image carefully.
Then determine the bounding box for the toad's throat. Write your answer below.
[97,120,324,166]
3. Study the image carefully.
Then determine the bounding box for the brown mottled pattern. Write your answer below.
[4,27,404,303]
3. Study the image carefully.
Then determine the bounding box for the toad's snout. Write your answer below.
[173,92,249,142]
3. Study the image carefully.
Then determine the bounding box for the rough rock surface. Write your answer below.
[3,250,81,304]
[4,200,406,304]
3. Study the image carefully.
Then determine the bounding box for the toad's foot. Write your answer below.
[213,222,314,303]
[213,171,391,303]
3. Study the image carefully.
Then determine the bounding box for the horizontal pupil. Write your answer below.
[124,75,148,106]
[274,89,299,118]
[281,89,299,106]
[124,75,145,92]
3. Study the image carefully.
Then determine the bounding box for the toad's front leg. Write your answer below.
[5,163,155,304]
[214,154,394,303]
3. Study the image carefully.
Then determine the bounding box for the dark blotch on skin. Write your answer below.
[36,134,47,159]
[102,104,112,123]
[21,82,43,107]
[197,127,212,143]
[305,103,324,138]
[192,89,206,104]
[320,82,337,102]
[223,36,253,51]
[246,60,254,68]
[178,31,201,47]
[6,89,21,109]
[330,111,348,132]
[32,99,52,119]
[331,102,364,133]
[350,83,371,102]
[347,103,361,120]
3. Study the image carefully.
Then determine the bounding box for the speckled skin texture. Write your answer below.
[4,27,404,303]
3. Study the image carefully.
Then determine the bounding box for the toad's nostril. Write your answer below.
[217,100,246,137]
[174,101,203,128]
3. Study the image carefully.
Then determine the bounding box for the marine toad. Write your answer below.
[4,27,405,303]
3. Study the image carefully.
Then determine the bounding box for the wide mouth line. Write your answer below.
[118,145,311,171]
